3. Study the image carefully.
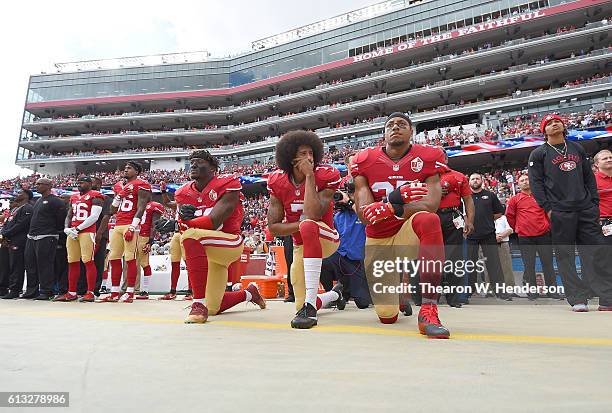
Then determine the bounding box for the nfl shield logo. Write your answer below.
[411,157,423,172]
[392,164,400,172]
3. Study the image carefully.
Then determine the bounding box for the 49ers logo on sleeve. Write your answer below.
[559,160,577,171]
[411,157,423,172]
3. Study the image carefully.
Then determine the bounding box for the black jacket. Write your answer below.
[528,140,598,213]
[1,204,34,247]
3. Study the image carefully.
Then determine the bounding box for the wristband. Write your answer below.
[112,196,122,208]
[390,203,404,217]
[131,217,141,227]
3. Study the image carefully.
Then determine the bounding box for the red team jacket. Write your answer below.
[351,145,448,238]
[140,201,165,237]
[439,169,471,209]
[114,179,152,226]
[69,190,106,233]
[267,166,342,245]
[174,174,243,235]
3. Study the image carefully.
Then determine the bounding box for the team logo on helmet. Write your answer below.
[411,157,423,173]
[209,189,217,201]
[559,161,576,171]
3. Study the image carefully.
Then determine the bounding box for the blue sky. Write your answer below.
[0,0,374,179]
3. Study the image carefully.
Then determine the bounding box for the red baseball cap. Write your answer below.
[540,114,564,133]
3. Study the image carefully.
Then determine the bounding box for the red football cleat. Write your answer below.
[246,284,266,309]
[53,293,78,302]
[97,293,119,303]
[119,293,134,303]
[158,293,177,300]
[184,302,208,324]
[418,303,450,339]
[79,292,95,302]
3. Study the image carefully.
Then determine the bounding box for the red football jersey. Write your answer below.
[115,178,152,226]
[69,190,105,233]
[439,169,471,209]
[267,166,342,245]
[140,201,165,237]
[351,144,447,238]
[174,174,243,235]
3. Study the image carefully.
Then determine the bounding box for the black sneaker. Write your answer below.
[136,291,149,300]
[496,293,513,301]
[527,293,539,301]
[400,298,413,316]
[291,303,317,329]
[330,283,346,310]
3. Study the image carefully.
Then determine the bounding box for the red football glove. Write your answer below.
[399,181,428,203]
[362,202,395,225]
[124,226,135,241]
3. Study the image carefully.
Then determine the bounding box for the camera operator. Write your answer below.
[320,182,371,308]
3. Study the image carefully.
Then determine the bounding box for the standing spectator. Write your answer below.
[282,235,295,302]
[0,204,11,297]
[494,215,515,289]
[593,149,612,245]
[528,114,612,311]
[436,153,474,307]
[23,178,67,300]
[466,173,511,300]
[506,174,559,300]
[1,191,34,299]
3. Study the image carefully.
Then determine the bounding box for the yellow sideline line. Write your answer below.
[2,309,612,347]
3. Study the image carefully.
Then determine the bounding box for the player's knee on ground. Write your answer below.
[375,304,399,324]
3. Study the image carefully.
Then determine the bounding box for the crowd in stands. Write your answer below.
[27,18,607,136]
[22,106,611,162]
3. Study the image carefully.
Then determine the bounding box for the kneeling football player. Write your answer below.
[155,150,266,323]
[353,112,450,339]
[267,130,346,329]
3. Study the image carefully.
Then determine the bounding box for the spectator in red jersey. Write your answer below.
[507,173,560,301]
[593,149,612,244]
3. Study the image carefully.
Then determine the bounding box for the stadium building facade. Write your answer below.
[17,0,612,175]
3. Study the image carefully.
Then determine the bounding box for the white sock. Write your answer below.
[111,286,120,293]
[194,298,205,304]
[318,291,340,309]
[141,276,150,292]
[303,258,323,309]
[126,287,134,294]
[244,290,253,302]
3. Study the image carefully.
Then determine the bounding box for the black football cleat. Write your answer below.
[418,303,450,339]
[400,298,412,316]
[291,303,318,329]
[330,283,346,310]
